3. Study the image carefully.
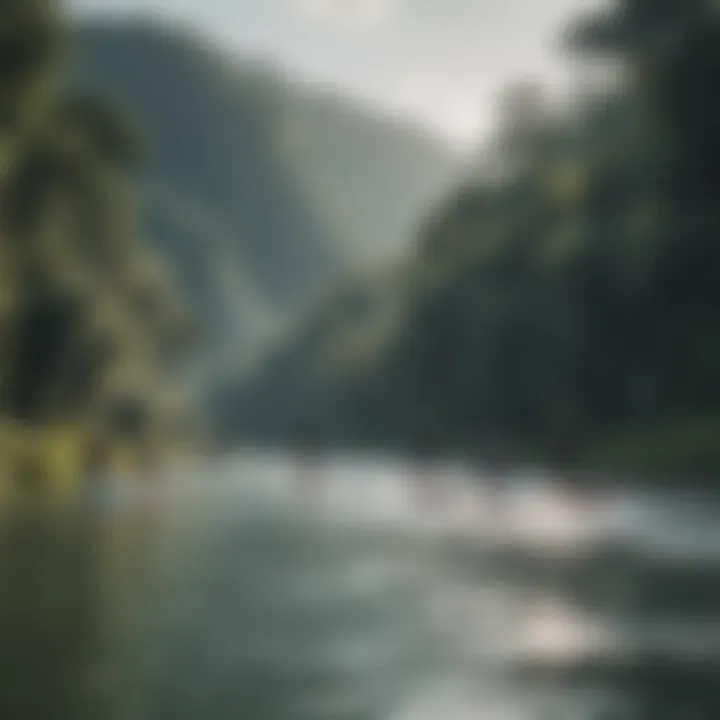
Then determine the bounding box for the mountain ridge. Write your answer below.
[68,16,459,365]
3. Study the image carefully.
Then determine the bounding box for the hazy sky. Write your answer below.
[69,0,607,147]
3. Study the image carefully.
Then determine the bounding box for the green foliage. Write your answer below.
[0,1,195,485]
[214,0,720,480]
[53,91,146,171]
[0,1,64,140]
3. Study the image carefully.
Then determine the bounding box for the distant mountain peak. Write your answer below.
[72,16,460,374]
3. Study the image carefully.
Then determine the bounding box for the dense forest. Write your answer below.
[0,0,196,490]
[5,0,720,483]
[215,0,720,479]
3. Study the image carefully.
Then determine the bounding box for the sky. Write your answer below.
[69,0,608,147]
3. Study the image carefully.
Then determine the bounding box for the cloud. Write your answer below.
[298,0,394,27]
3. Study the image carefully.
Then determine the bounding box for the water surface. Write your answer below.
[1,457,719,720]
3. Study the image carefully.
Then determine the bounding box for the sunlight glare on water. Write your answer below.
[2,457,720,720]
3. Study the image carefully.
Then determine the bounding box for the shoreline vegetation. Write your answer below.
[0,1,196,492]
[213,0,720,483]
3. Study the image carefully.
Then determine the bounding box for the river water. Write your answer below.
[1,455,719,720]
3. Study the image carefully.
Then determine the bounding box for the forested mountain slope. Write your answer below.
[214,0,720,479]
[71,19,458,357]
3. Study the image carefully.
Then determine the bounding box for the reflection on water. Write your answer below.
[1,458,720,719]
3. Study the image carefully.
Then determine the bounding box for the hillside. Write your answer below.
[69,19,459,362]
[213,0,720,479]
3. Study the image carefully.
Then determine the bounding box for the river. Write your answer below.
[1,454,719,719]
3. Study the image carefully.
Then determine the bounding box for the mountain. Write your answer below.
[68,18,459,365]
[212,1,720,479]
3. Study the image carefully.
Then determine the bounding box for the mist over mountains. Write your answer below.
[212,0,720,478]
[70,18,460,364]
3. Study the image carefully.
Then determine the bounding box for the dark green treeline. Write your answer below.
[216,0,720,478]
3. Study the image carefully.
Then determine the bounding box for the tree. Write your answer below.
[0,0,195,487]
